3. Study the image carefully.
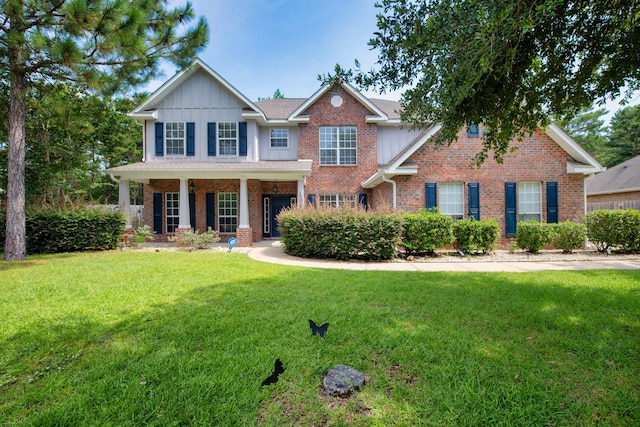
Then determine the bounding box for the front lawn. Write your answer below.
[1,251,638,425]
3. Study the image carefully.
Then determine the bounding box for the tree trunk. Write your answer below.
[4,44,27,261]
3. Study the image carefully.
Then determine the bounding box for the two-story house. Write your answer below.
[107,58,604,247]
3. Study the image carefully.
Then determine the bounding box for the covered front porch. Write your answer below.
[106,160,312,246]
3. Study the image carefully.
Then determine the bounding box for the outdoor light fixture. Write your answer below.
[189,180,195,193]
[273,180,278,194]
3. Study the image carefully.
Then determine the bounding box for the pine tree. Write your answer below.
[0,0,208,261]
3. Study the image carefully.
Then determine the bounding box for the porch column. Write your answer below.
[118,179,132,229]
[297,178,305,208]
[236,178,252,246]
[178,178,191,229]
[239,178,249,228]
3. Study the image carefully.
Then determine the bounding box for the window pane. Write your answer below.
[439,183,464,218]
[270,128,288,148]
[218,192,238,233]
[319,126,357,165]
[165,122,185,156]
[218,122,237,156]
[518,182,542,222]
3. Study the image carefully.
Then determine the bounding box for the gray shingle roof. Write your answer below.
[254,98,402,120]
[586,155,640,195]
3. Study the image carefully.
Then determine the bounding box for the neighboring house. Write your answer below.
[586,155,640,211]
[106,58,604,247]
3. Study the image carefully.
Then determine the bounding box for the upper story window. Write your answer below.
[518,182,542,222]
[439,182,464,220]
[270,129,289,148]
[218,122,238,156]
[467,124,480,138]
[165,122,185,156]
[319,126,357,165]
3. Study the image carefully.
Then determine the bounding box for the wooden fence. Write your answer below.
[587,200,640,212]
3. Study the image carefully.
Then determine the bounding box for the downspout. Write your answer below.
[142,120,147,162]
[381,172,397,209]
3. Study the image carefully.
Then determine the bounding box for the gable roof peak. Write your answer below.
[130,57,263,120]
[288,81,389,123]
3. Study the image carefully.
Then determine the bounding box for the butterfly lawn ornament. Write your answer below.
[261,358,285,386]
[309,319,329,338]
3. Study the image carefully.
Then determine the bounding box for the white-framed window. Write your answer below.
[270,128,289,148]
[518,182,542,222]
[319,193,357,208]
[165,122,185,156]
[319,126,357,165]
[439,182,464,220]
[218,192,238,233]
[166,192,180,233]
[218,122,238,156]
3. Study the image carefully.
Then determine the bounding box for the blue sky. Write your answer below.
[150,0,389,100]
[150,0,637,119]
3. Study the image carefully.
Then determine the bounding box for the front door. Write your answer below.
[265,194,293,237]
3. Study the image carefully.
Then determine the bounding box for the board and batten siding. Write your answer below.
[144,68,257,162]
[377,126,423,166]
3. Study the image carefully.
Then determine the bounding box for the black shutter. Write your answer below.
[155,122,164,156]
[546,182,558,224]
[207,122,216,156]
[358,193,368,210]
[153,192,163,234]
[186,122,195,156]
[505,182,517,237]
[206,193,216,230]
[468,182,480,220]
[239,122,248,156]
[189,193,196,229]
[425,182,437,210]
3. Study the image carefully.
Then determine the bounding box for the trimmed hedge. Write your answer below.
[515,221,551,253]
[549,221,587,253]
[402,210,454,255]
[278,206,403,261]
[0,209,126,255]
[452,218,499,254]
[585,209,640,253]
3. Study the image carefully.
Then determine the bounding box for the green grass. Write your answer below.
[1,251,639,426]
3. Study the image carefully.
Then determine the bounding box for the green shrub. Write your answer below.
[549,221,586,253]
[401,210,454,255]
[515,221,551,253]
[24,208,126,254]
[278,206,403,261]
[585,209,640,253]
[453,218,499,254]
[169,228,221,249]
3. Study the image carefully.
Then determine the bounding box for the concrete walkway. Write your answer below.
[248,241,640,272]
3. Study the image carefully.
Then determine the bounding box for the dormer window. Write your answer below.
[165,122,186,156]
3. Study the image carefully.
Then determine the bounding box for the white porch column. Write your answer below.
[297,178,305,208]
[239,178,250,228]
[178,178,191,229]
[118,179,132,229]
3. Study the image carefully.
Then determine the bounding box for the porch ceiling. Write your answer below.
[106,160,312,183]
